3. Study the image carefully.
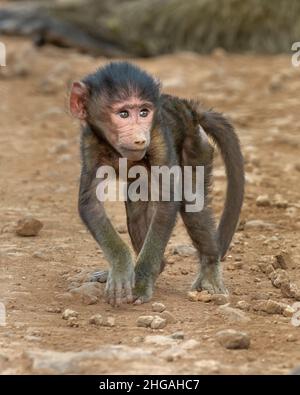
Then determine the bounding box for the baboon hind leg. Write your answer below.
[181,207,227,294]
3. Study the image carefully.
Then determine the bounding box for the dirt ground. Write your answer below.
[0,37,300,375]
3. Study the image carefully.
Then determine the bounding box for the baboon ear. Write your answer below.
[70,81,88,120]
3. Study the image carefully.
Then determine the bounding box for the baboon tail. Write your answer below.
[198,110,245,259]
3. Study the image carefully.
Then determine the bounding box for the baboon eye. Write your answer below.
[140,109,149,117]
[119,110,129,118]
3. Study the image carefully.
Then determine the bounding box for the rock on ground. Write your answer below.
[23,346,153,374]
[216,329,250,350]
[16,216,43,236]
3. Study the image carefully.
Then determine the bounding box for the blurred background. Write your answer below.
[1,0,300,56]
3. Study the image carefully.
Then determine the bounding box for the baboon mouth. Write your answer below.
[120,147,147,160]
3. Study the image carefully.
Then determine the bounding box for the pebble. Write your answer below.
[253,299,294,315]
[286,334,297,342]
[24,346,152,374]
[273,194,288,208]
[170,244,197,257]
[236,300,251,311]
[256,195,271,207]
[280,282,300,300]
[211,294,229,305]
[89,314,103,326]
[16,216,43,236]
[218,304,251,323]
[102,317,115,327]
[170,331,184,340]
[258,262,274,275]
[160,310,177,324]
[269,269,289,288]
[150,316,167,329]
[62,309,79,320]
[69,282,102,305]
[180,339,199,350]
[216,329,250,350]
[152,302,166,313]
[136,315,154,328]
[273,252,292,270]
[187,290,212,302]
[66,318,79,328]
[46,306,62,314]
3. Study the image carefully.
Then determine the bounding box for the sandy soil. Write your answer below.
[0,37,300,375]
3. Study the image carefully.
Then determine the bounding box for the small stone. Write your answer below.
[211,294,229,305]
[280,282,300,300]
[66,317,79,327]
[188,291,199,302]
[236,300,251,311]
[102,316,115,327]
[216,329,250,350]
[70,282,102,305]
[286,334,297,342]
[171,244,197,257]
[170,331,184,340]
[179,339,199,350]
[160,310,177,324]
[218,304,251,322]
[256,195,271,207]
[151,316,167,329]
[273,252,292,270]
[187,290,212,303]
[197,291,213,303]
[258,262,274,275]
[16,216,43,237]
[46,306,62,314]
[89,314,103,326]
[136,315,154,328]
[62,309,79,320]
[273,194,288,208]
[269,269,290,289]
[283,306,295,317]
[152,302,166,313]
[253,299,287,315]
[24,346,151,374]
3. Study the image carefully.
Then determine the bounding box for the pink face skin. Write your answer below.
[107,97,154,161]
[70,82,154,161]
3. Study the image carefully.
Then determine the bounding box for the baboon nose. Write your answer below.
[134,137,147,148]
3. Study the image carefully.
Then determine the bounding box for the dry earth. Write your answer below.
[0,37,300,374]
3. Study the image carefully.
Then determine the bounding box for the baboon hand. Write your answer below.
[105,264,135,306]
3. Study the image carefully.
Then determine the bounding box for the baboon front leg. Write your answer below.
[90,200,166,285]
[126,200,167,273]
[181,208,227,294]
[133,201,179,303]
